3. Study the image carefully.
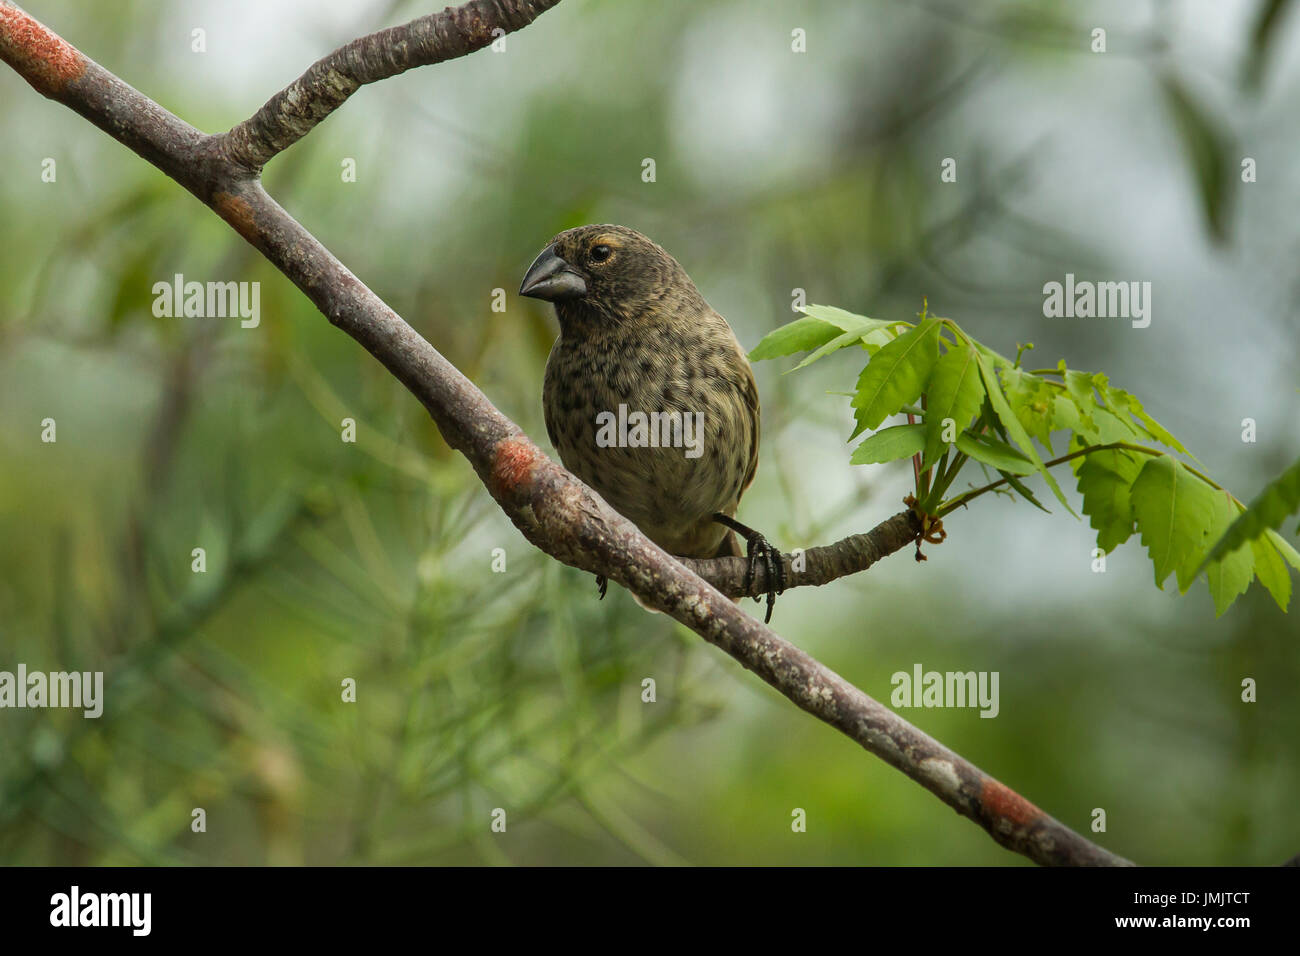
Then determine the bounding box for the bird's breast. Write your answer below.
[543,320,756,557]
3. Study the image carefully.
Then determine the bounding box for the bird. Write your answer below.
[519,223,785,621]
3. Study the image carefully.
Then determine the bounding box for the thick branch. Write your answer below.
[0,0,1131,867]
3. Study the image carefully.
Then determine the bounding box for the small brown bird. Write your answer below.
[520,224,784,620]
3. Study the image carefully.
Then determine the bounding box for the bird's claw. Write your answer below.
[741,530,785,625]
[595,574,608,600]
[711,512,786,624]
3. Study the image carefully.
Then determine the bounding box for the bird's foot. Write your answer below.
[712,513,786,624]
[595,574,608,600]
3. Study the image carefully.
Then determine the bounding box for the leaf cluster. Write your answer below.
[752,304,1299,615]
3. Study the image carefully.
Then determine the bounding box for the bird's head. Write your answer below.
[519,224,702,328]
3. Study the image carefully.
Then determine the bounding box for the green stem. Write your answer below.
[922,451,968,511]
[917,397,931,500]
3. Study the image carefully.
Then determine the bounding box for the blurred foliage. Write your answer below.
[0,0,1297,865]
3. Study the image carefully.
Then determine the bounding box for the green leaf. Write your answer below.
[1077,450,1144,552]
[1114,389,1191,455]
[1197,457,1300,572]
[850,423,926,465]
[801,304,898,335]
[1130,456,1219,592]
[803,305,909,359]
[977,350,1075,515]
[749,316,842,361]
[974,342,1014,370]
[1000,471,1051,513]
[751,306,908,368]
[1205,492,1255,616]
[921,342,985,470]
[1097,383,1155,442]
[850,315,942,438]
[955,431,1035,475]
[789,329,869,371]
[1266,528,1300,573]
[1062,368,1100,435]
[1050,386,1086,435]
[1250,535,1292,612]
[1088,374,1145,440]
[1001,368,1055,453]
[1092,407,1145,445]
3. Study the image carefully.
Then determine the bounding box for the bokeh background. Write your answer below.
[1,0,1297,865]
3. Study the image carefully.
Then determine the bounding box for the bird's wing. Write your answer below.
[736,336,761,498]
[543,404,559,451]
[542,341,562,451]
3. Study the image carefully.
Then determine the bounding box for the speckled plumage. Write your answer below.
[532,225,759,560]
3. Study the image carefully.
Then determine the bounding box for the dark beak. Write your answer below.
[519,245,587,301]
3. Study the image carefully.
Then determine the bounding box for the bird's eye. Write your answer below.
[590,244,613,263]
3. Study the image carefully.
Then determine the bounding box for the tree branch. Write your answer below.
[221,0,564,171]
[679,509,923,597]
[0,0,1131,866]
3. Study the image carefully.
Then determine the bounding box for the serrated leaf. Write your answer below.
[789,329,868,371]
[1097,383,1154,441]
[1118,391,1191,455]
[1062,369,1100,435]
[977,350,1075,515]
[1087,374,1145,440]
[1131,456,1219,592]
[803,305,908,357]
[955,431,1035,475]
[1077,451,1144,552]
[850,316,942,438]
[749,316,842,361]
[752,307,910,368]
[1001,367,1055,453]
[1090,407,1143,444]
[1250,535,1292,612]
[1197,457,1300,572]
[1051,386,1085,435]
[801,304,897,334]
[850,423,926,465]
[1205,491,1255,616]
[1063,411,1141,479]
[921,342,985,470]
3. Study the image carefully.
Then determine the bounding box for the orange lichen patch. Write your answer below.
[491,437,541,496]
[0,6,85,95]
[212,192,259,244]
[980,777,1044,827]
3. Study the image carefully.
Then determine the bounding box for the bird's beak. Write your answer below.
[519,245,587,301]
